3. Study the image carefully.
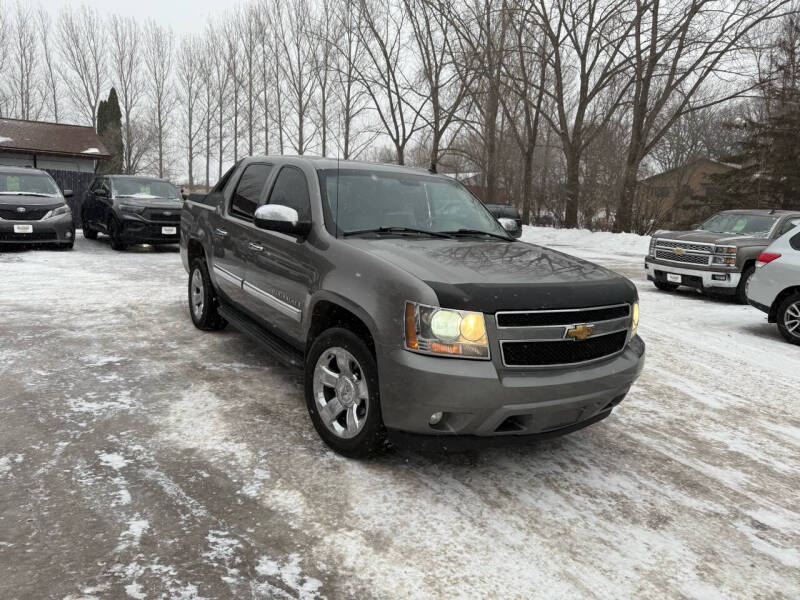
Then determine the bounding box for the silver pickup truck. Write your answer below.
[181,156,645,457]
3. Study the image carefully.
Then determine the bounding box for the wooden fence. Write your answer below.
[43,168,95,227]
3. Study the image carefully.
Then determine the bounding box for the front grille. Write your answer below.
[142,208,180,223]
[655,239,713,253]
[655,249,709,265]
[502,331,628,366]
[0,208,50,221]
[498,305,630,327]
[0,231,57,241]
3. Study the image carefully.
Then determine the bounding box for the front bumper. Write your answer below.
[644,257,741,294]
[378,336,645,437]
[0,214,74,245]
[118,213,180,244]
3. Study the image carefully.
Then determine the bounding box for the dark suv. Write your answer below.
[81,175,182,250]
[0,165,75,249]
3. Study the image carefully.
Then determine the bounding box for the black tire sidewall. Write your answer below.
[777,293,800,345]
[736,265,755,304]
[108,217,126,250]
[305,328,385,458]
[189,258,223,330]
[654,281,679,292]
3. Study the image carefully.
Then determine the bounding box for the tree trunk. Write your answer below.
[484,85,499,204]
[522,146,533,225]
[564,150,580,228]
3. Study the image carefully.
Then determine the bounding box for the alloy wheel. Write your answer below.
[784,301,800,338]
[312,347,370,439]
[191,268,205,320]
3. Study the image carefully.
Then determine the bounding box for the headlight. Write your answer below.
[119,203,145,214]
[631,302,639,338]
[405,302,490,359]
[712,246,736,265]
[648,238,656,256]
[43,204,71,219]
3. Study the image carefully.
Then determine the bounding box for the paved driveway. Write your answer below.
[1,234,798,599]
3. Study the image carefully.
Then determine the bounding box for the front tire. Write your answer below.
[108,217,127,251]
[776,293,800,345]
[82,212,98,240]
[736,265,755,305]
[305,328,385,458]
[654,280,679,292]
[188,258,227,331]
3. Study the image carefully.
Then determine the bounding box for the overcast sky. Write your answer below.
[46,0,226,35]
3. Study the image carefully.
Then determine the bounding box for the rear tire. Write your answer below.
[776,293,800,345]
[736,265,755,305]
[654,280,679,292]
[305,328,385,458]
[188,258,227,331]
[82,212,98,240]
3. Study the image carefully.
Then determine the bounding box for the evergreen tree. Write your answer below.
[96,88,124,174]
[714,16,800,211]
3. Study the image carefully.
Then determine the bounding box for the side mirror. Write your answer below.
[254,204,311,237]
[63,189,74,198]
[498,217,520,237]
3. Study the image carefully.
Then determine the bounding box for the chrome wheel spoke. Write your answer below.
[333,350,354,377]
[320,397,345,426]
[319,366,339,388]
[346,406,359,433]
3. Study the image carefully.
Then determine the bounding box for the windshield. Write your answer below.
[0,173,60,196]
[699,213,778,238]
[112,177,179,199]
[317,169,507,238]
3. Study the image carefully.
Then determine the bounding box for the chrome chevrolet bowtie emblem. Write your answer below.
[565,323,595,341]
[163,211,172,216]
[16,206,26,213]
[674,247,685,255]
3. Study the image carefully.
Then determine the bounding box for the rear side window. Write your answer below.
[213,161,240,193]
[791,232,800,251]
[231,164,272,221]
[267,166,311,221]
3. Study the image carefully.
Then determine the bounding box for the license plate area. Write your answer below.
[161,226,177,235]
[14,224,33,234]
[666,273,682,283]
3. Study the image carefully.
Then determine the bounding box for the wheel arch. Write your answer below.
[305,294,378,358]
[769,286,800,323]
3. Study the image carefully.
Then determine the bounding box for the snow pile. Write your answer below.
[521,225,651,258]
[0,136,12,144]
[82,147,101,154]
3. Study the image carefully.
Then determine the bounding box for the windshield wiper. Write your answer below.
[0,191,53,197]
[441,228,512,241]
[342,227,453,239]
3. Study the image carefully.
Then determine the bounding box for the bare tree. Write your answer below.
[207,25,231,178]
[614,0,795,233]
[109,15,145,173]
[143,20,174,178]
[177,35,204,188]
[58,5,106,128]
[238,5,261,156]
[223,13,243,162]
[311,0,340,157]
[11,1,42,120]
[37,7,60,122]
[356,0,425,164]
[0,4,9,117]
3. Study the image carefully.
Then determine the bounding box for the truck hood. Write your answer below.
[654,229,768,247]
[344,238,637,312]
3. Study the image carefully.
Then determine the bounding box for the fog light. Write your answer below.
[429,412,443,425]
[66,231,72,238]
[711,274,727,281]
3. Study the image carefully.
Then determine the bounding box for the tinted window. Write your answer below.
[231,164,272,220]
[214,161,240,193]
[268,166,310,220]
[778,218,800,237]
[112,177,179,199]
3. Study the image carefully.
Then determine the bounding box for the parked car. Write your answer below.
[0,165,74,249]
[645,209,800,303]
[181,157,644,457]
[484,203,523,238]
[81,175,182,250]
[746,220,800,345]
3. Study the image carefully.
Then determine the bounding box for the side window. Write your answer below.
[230,164,272,221]
[267,166,311,221]
[779,218,800,237]
[213,162,239,193]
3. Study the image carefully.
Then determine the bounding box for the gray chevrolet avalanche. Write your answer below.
[181,156,645,457]
[645,209,800,303]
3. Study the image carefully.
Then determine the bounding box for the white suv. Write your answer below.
[747,219,800,345]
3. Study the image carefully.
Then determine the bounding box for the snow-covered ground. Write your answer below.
[1,230,798,599]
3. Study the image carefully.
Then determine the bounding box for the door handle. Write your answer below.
[249,242,264,252]
[214,228,228,238]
